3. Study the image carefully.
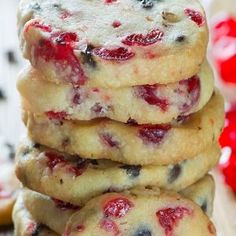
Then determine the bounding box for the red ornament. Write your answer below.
[212,15,236,84]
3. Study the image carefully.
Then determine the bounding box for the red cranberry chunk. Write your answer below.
[112,20,121,28]
[46,111,68,120]
[67,159,89,176]
[178,76,200,113]
[156,207,192,236]
[122,29,164,46]
[139,124,171,144]
[184,9,205,27]
[103,197,133,218]
[45,151,66,170]
[100,133,120,148]
[52,198,80,211]
[100,219,120,236]
[76,225,85,232]
[35,31,86,86]
[135,84,169,111]
[0,189,12,199]
[93,47,135,61]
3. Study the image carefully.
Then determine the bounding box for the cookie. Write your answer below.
[18,0,208,88]
[13,191,59,236]
[15,138,219,206]
[18,61,214,124]
[22,175,215,235]
[23,90,224,165]
[0,135,19,226]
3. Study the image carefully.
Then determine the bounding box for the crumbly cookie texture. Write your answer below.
[22,175,215,235]
[18,0,208,88]
[13,192,59,236]
[15,138,219,206]
[23,90,224,165]
[18,61,214,124]
[65,190,215,236]
[0,136,19,226]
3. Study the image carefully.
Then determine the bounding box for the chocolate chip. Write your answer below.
[91,160,99,165]
[168,164,182,183]
[52,3,62,8]
[201,200,207,213]
[22,147,31,156]
[176,35,186,42]
[60,179,64,184]
[31,224,43,236]
[126,118,138,125]
[32,143,41,149]
[31,2,41,11]
[139,0,154,9]
[81,44,97,68]
[120,165,141,178]
[134,227,152,236]
[5,50,17,64]
[0,89,6,101]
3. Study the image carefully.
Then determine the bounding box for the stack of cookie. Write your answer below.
[13,0,224,235]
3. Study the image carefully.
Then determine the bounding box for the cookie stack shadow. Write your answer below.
[13,0,224,235]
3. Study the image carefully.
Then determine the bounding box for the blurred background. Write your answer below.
[1,0,236,235]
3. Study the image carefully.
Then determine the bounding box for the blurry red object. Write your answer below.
[212,15,236,84]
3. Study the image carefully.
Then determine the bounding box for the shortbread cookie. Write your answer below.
[18,62,214,124]
[13,192,58,236]
[15,138,219,206]
[18,0,208,88]
[64,190,216,236]
[0,136,19,226]
[23,90,224,165]
[23,175,215,235]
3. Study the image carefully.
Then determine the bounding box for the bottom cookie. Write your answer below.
[22,175,215,235]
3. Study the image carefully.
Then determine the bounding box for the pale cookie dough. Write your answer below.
[18,0,208,88]
[15,138,219,206]
[18,61,214,124]
[23,90,224,165]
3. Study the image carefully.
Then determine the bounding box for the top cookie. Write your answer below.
[18,0,208,88]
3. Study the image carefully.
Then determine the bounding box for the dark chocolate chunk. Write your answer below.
[176,35,186,42]
[168,164,182,183]
[5,142,15,159]
[32,143,41,149]
[134,227,152,236]
[126,118,138,125]
[31,224,44,236]
[91,159,99,165]
[81,44,97,68]
[31,2,41,11]
[201,200,207,213]
[120,165,141,178]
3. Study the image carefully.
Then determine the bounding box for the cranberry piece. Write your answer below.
[156,207,191,236]
[100,219,120,236]
[93,47,135,61]
[60,10,73,19]
[35,31,86,86]
[135,84,169,111]
[138,124,171,144]
[184,9,205,26]
[52,198,80,211]
[112,20,121,28]
[122,29,164,46]
[25,20,52,33]
[26,222,37,234]
[76,225,85,232]
[212,16,236,43]
[67,159,89,176]
[45,152,66,170]
[208,222,215,234]
[103,197,133,218]
[46,111,68,120]
[100,133,120,148]
[178,76,200,113]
